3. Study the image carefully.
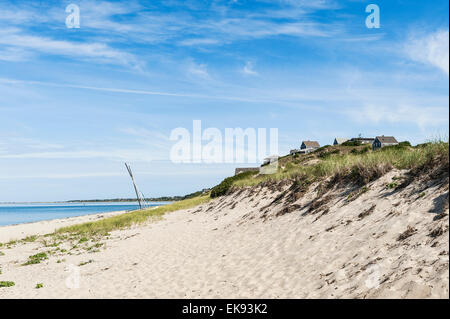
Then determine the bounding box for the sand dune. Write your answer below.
[0,169,448,298]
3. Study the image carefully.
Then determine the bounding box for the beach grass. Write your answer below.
[232,141,449,188]
[0,281,15,288]
[23,252,48,266]
[55,194,211,236]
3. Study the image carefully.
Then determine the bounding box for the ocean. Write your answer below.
[0,202,169,227]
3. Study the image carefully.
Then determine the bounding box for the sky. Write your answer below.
[0,0,448,202]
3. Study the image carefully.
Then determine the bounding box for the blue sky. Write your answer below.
[0,0,448,202]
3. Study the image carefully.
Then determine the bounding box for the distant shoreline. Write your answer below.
[0,200,174,205]
[0,202,169,228]
[0,209,130,242]
[0,190,206,205]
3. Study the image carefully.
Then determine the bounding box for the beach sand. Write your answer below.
[0,169,448,298]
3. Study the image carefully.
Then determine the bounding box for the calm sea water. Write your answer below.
[0,202,169,227]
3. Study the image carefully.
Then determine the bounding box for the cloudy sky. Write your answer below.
[0,0,448,202]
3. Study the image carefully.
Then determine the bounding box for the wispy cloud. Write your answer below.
[347,103,449,130]
[242,61,258,76]
[0,149,169,162]
[0,47,31,62]
[187,61,210,79]
[406,29,449,75]
[0,28,139,67]
[179,38,221,46]
[0,0,340,48]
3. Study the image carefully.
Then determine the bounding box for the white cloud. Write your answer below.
[187,61,210,79]
[0,149,166,162]
[242,61,258,76]
[179,38,221,46]
[348,103,449,129]
[0,47,31,62]
[406,29,449,75]
[208,19,334,40]
[0,28,139,67]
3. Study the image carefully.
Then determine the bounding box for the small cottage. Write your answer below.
[301,140,320,150]
[372,136,398,150]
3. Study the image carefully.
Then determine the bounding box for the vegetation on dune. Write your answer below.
[55,195,211,236]
[22,235,38,243]
[341,140,362,146]
[0,281,15,288]
[210,170,259,198]
[23,252,48,265]
[78,260,94,266]
[231,141,449,189]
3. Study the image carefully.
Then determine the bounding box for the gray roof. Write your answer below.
[302,140,320,148]
[376,136,398,144]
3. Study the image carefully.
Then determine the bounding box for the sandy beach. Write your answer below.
[0,169,448,298]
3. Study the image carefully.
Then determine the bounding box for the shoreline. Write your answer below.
[0,201,173,205]
[0,209,130,243]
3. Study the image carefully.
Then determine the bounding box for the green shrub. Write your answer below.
[314,145,331,153]
[399,141,411,147]
[78,260,94,266]
[210,170,259,198]
[351,146,370,155]
[342,140,361,146]
[0,281,15,288]
[380,141,411,152]
[22,235,37,243]
[386,182,398,189]
[318,149,340,159]
[23,252,48,265]
[415,142,431,148]
[35,283,44,289]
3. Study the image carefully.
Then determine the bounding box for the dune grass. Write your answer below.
[0,281,15,288]
[55,195,211,236]
[233,141,449,188]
